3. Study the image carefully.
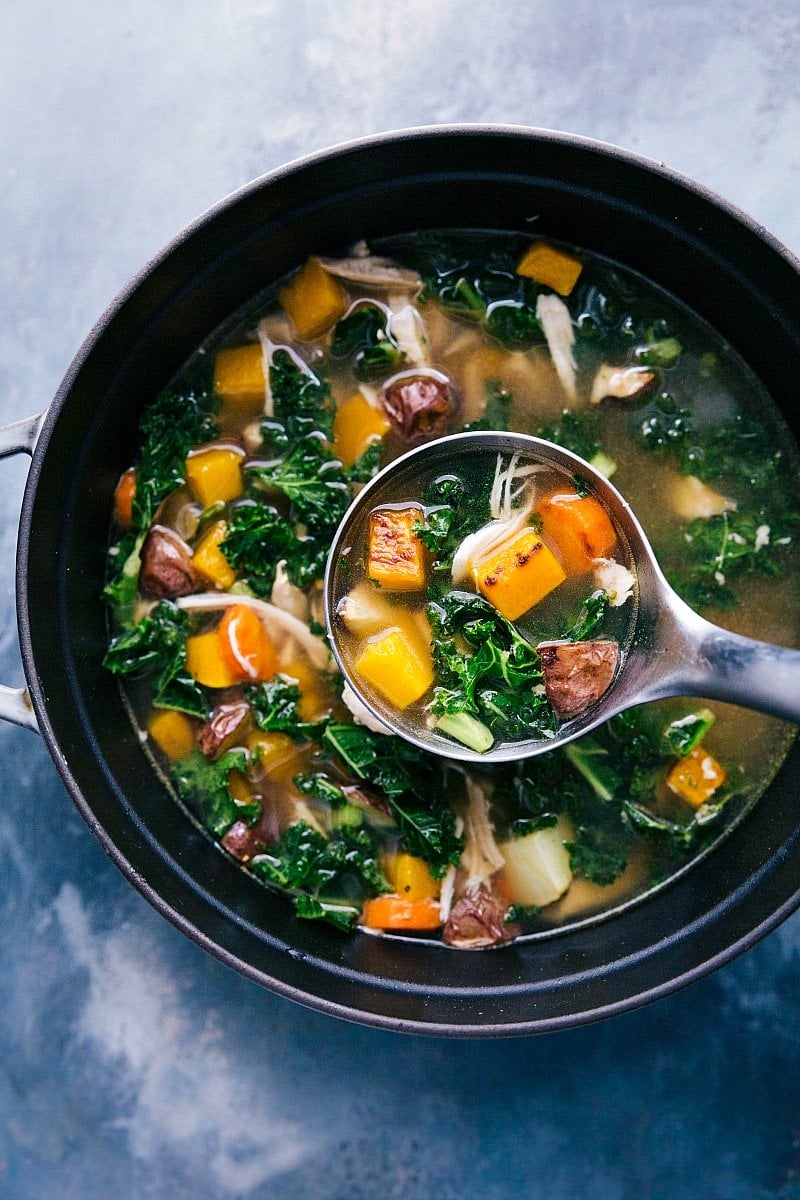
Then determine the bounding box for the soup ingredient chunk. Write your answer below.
[192,520,238,590]
[148,708,197,761]
[354,628,435,709]
[213,343,267,410]
[538,639,620,719]
[499,815,574,907]
[362,894,442,931]
[368,507,427,591]
[538,490,617,574]
[217,603,279,683]
[380,369,457,440]
[443,884,518,949]
[140,526,202,599]
[516,240,583,296]
[185,444,245,507]
[590,364,656,405]
[333,391,391,469]
[666,744,727,806]
[278,257,348,341]
[475,528,566,621]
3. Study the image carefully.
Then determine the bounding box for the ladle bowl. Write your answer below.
[325,430,800,764]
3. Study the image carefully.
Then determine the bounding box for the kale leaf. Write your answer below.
[247,675,325,741]
[172,748,256,836]
[462,378,513,432]
[103,600,206,717]
[269,349,335,441]
[221,501,326,593]
[331,302,405,381]
[250,820,390,930]
[247,433,351,530]
[322,723,464,877]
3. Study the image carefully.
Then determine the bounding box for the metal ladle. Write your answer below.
[324,431,800,763]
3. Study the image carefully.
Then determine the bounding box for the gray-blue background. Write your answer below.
[2,3,799,1197]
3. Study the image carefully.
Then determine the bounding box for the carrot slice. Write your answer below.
[361,894,442,931]
[114,468,136,528]
[217,604,278,683]
[538,490,617,574]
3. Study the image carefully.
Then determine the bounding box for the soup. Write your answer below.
[329,442,637,754]
[103,232,800,948]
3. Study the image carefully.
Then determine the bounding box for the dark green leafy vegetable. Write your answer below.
[250,821,390,930]
[462,379,513,432]
[412,472,494,580]
[103,600,206,717]
[293,771,348,808]
[344,440,383,483]
[672,508,800,611]
[247,433,351,529]
[172,748,256,836]
[485,301,542,349]
[247,675,325,741]
[269,349,335,441]
[331,302,405,380]
[562,589,610,642]
[322,723,464,877]
[221,501,326,592]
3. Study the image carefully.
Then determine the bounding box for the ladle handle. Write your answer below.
[665,618,800,725]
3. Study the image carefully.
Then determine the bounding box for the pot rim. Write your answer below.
[16,123,800,1035]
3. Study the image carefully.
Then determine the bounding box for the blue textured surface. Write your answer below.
[2,2,800,1196]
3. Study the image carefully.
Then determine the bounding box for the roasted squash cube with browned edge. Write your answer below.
[368,507,427,592]
[475,528,566,621]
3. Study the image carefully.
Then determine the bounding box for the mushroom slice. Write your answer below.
[590,364,657,405]
[316,255,422,292]
[538,639,620,720]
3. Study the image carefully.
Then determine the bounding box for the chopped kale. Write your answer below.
[331,302,405,380]
[462,378,513,432]
[269,349,335,441]
[565,838,628,886]
[344,440,383,483]
[221,501,326,593]
[485,301,542,349]
[103,600,206,717]
[172,748,256,836]
[250,820,390,930]
[247,433,351,530]
[562,589,610,641]
[247,675,325,741]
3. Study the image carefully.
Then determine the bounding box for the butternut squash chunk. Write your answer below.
[185,444,245,508]
[147,709,197,760]
[192,520,237,590]
[368,507,427,592]
[666,745,727,807]
[279,257,348,341]
[333,391,390,468]
[354,628,434,710]
[475,528,566,621]
[516,241,583,296]
[185,630,241,689]
[213,343,267,411]
[385,852,441,901]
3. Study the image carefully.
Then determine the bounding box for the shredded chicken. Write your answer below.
[670,474,736,521]
[176,592,334,670]
[451,452,544,584]
[459,773,506,893]
[536,293,577,401]
[593,558,635,607]
[387,301,428,365]
[341,683,393,734]
[270,560,310,622]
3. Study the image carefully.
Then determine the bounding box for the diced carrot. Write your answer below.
[368,507,427,592]
[192,520,237,590]
[213,344,266,412]
[475,529,566,621]
[333,392,391,469]
[666,745,727,807]
[147,708,197,760]
[385,852,441,901]
[217,604,278,683]
[361,894,442,931]
[185,444,245,508]
[354,628,434,710]
[279,257,348,341]
[185,631,241,689]
[114,468,136,528]
[538,490,617,574]
[516,241,583,296]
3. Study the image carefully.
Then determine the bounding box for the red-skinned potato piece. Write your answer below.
[196,696,251,758]
[380,370,457,439]
[139,525,202,599]
[538,639,620,720]
[443,884,519,948]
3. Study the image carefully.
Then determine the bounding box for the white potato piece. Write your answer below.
[499,814,574,907]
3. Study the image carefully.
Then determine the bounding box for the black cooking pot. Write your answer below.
[5,126,800,1035]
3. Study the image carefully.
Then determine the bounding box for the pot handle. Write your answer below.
[0,411,46,733]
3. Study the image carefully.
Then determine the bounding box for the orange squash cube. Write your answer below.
[516,241,583,296]
[279,257,348,341]
[147,709,197,760]
[368,507,427,592]
[361,895,442,931]
[475,529,566,621]
[385,852,441,901]
[185,631,240,689]
[192,520,237,590]
[354,628,434,710]
[185,444,245,508]
[538,490,617,575]
[280,657,333,722]
[213,344,267,411]
[666,746,727,807]
[333,391,391,468]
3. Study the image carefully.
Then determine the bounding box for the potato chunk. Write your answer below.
[368,507,427,592]
[475,528,566,621]
[354,628,434,710]
[499,815,574,907]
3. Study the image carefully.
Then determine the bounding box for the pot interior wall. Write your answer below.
[21,129,800,1032]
